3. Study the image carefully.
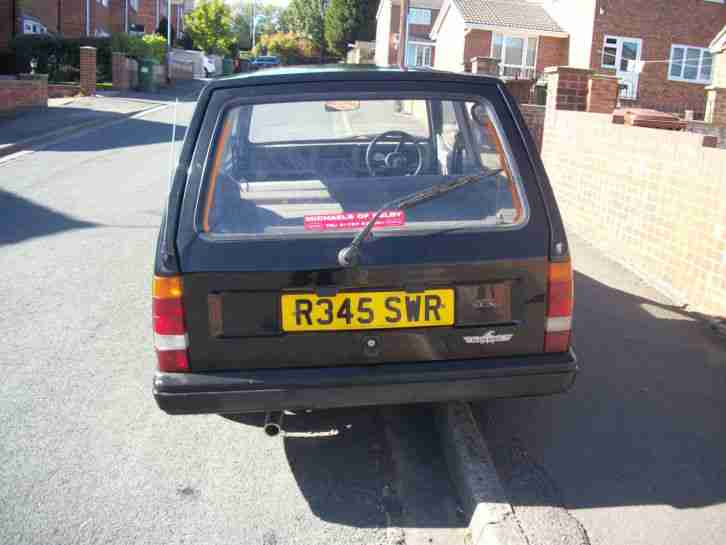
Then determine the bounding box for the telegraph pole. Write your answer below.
[397,0,409,67]
[251,0,256,51]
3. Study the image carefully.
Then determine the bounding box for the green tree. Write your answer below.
[324,0,371,57]
[284,0,326,55]
[184,0,235,54]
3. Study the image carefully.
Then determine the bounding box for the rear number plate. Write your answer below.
[281,289,454,332]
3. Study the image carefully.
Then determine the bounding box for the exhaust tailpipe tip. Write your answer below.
[263,411,284,437]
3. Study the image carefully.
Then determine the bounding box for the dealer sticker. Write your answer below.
[304,211,405,231]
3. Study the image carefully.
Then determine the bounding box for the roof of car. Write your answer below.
[206,64,501,90]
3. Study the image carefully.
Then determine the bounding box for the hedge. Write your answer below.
[9,35,112,83]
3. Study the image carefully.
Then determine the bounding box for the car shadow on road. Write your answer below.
[0,188,97,247]
[224,405,467,533]
[474,270,726,515]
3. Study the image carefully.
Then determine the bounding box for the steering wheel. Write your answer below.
[365,130,424,177]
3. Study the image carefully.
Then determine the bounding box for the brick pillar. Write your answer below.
[471,57,500,76]
[587,74,619,113]
[705,86,726,125]
[80,46,97,96]
[545,66,592,112]
[112,52,130,91]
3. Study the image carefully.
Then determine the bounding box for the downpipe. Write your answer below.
[263,411,284,437]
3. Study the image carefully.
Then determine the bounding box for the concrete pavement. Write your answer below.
[475,234,726,545]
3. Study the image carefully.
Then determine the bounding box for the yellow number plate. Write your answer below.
[281,289,454,332]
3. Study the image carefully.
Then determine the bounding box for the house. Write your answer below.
[0,0,191,52]
[375,0,443,68]
[706,25,726,123]
[421,0,726,115]
[430,0,568,77]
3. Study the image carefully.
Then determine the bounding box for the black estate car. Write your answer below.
[152,66,578,418]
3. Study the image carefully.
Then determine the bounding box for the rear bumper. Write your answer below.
[153,349,578,414]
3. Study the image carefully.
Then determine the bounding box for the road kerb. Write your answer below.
[435,402,527,545]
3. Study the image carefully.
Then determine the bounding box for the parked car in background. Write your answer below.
[251,55,281,69]
[152,66,578,422]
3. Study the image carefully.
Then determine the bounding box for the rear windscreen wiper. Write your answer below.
[337,169,504,267]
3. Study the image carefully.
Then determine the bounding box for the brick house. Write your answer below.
[418,0,726,115]
[0,0,190,52]
[430,0,568,76]
[375,0,443,68]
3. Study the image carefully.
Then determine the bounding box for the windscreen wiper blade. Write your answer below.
[337,169,504,267]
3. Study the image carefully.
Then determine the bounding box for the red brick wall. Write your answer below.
[388,4,439,65]
[463,29,492,70]
[590,0,726,115]
[536,36,568,73]
[0,0,13,51]
[0,76,48,113]
[111,0,125,34]
[61,0,86,36]
[541,109,726,317]
[129,0,157,33]
[22,0,61,33]
[91,0,113,35]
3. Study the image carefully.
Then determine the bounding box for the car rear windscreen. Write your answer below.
[201,96,528,237]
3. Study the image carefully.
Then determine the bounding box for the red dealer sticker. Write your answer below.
[304,211,406,231]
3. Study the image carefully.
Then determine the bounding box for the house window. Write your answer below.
[130,0,139,11]
[669,44,712,84]
[406,43,433,67]
[491,33,537,79]
[408,8,431,25]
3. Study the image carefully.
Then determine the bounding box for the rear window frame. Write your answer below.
[190,90,531,243]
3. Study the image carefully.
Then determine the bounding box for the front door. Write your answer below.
[603,36,642,100]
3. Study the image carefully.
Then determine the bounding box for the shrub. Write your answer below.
[114,34,168,63]
[253,32,319,64]
[10,34,112,82]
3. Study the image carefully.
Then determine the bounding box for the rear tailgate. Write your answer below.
[182,258,547,371]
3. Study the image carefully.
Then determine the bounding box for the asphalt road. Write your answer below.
[0,101,465,545]
[476,234,726,545]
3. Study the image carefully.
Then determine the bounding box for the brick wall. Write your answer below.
[541,108,726,317]
[62,0,86,36]
[463,29,492,71]
[590,0,726,115]
[79,46,96,95]
[91,0,113,35]
[129,0,157,34]
[545,66,590,111]
[22,0,61,33]
[536,36,568,73]
[0,75,48,114]
[111,0,125,34]
[520,104,545,151]
[0,0,13,51]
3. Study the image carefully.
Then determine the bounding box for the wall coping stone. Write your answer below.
[544,66,593,75]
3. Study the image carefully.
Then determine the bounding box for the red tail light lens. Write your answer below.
[152,276,189,372]
[545,261,573,353]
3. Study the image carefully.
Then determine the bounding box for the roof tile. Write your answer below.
[452,0,564,33]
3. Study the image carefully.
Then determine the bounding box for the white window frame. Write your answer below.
[406,42,434,68]
[668,44,713,84]
[491,33,538,79]
[408,8,432,26]
[130,0,139,12]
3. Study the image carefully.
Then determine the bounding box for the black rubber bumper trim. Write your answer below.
[153,349,578,414]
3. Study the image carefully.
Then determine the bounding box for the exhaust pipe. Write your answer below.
[263,411,284,437]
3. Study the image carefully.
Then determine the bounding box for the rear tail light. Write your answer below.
[153,276,189,372]
[545,260,573,353]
